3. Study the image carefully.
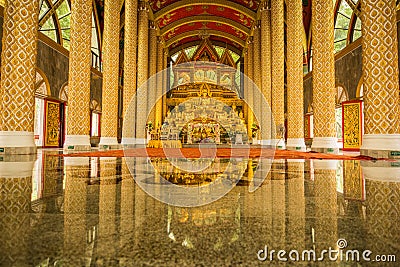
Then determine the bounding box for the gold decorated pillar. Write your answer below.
[63,0,92,151]
[243,50,248,124]
[246,40,254,140]
[162,49,169,122]
[99,0,121,149]
[136,1,150,145]
[0,0,39,154]
[155,37,165,129]
[260,3,272,145]
[271,0,285,149]
[360,0,400,158]
[252,22,261,145]
[286,0,306,151]
[147,21,158,126]
[310,0,338,153]
[122,0,138,145]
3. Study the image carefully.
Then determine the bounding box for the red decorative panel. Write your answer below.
[164,21,247,41]
[169,35,242,50]
[156,5,254,29]
[149,0,259,12]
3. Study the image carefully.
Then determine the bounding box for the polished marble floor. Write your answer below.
[0,149,399,266]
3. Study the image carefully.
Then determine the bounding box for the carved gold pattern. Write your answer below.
[271,0,285,138]
[246,42,254,138]
[286,0,304,140]
[101,0,121,139]
[252,24,261,129]
[136,4,150,140]
[155,38,165,128]
[343,101,362,150]
[45,101,60,147]
[123,0,138,140]
[66,0,92,136]
[148,26,158,124]
[361,0,400,134]
[260,9,271,140]
[311,0,336,138]
[0,0,39,132]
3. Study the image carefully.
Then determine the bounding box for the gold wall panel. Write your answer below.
[342,100,362,150]
[45,101,60,147]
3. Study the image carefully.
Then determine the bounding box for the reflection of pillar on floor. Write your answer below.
[271,160,285,248]
[310,0,338,154]
[260,3,272,145]
[97,158,117,264]
[313,161,338,263]
[286,160,305,252]
[365,178,400,258]
[63,158,89,266]
[134,184,147,248]
[360,0,400,158]
[271,0,285,149]
[121,0,138,145]
[0,166,33,266]
[63,0,92,151]
[0,0,39,154]
[120,159,135,260]
[286,0,306,152]
[136,1,150,145]
[99,0,121,149]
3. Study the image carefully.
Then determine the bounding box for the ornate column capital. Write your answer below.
[138,1,149,12]
[149,20,157,30]
[260,0,270,11]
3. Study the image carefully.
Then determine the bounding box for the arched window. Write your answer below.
[90,99,101,137]
[59,84,68,102]
[333,0,362,53]
[335,85,349,142]
[336,85,349,106]
[35,69,51,97]
[38,0,102,69]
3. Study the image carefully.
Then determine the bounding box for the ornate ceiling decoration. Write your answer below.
[149,0,260,51]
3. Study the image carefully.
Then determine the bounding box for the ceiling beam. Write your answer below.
[166,30,245,48]
[154,0,256,21]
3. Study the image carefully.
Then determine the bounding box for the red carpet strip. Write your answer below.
[55,148,386,161]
